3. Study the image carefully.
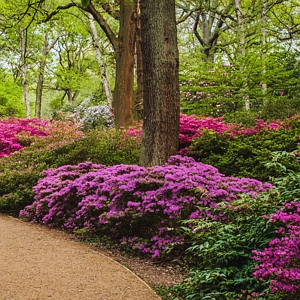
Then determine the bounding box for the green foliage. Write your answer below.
[189,120,300,181]
[0,128,140,215]
[179,49,300,123]
[81,0,90,7]
[166,193,279,300]
[0,72,24,117]
[265,151,300,203]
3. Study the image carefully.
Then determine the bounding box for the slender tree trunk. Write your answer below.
[134,1,143,119]
[35,60,46,118]
[19,26,30,118]
[261,0,267,96]
[88,13,113,110]
[235,0,250,110]
[35,32,59,118]
[67,90,73,103]
[113,0,136,128]
[139,0,180,167]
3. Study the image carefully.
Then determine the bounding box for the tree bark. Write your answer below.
[112,0,136,128]
[139,0,180,167]
[19,26,30,119]
[134,0,143,120]
[88,13,114,110]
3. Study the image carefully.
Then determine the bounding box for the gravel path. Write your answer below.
[0,214,160,300]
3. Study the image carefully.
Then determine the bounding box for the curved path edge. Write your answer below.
[0,214,161,300]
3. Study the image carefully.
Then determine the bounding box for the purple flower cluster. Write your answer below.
[0,117,48,157]
[253,201,300,294]
[20,156,272,258]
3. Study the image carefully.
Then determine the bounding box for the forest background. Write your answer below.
[0,0,299,125]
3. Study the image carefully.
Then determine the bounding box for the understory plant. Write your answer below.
[165,151,300,300]
[0,124,140,214]
[189,115,300,181]
[252,151,300,299]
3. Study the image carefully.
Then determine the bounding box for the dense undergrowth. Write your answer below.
[0,114,299,299]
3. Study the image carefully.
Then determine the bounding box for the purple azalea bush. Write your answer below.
[253,201,300,295]
[20,155,272,258]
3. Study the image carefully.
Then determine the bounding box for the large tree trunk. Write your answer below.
[19,26,30,118]
[113,0,136,128]
[139,0,180,167]
[88,13,113,110]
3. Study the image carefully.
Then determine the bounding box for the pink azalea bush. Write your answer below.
[123,114,294,155]
[0,117,48,157]
[0,115,84,157]
[20,155,272,258]
[253,201,300,295]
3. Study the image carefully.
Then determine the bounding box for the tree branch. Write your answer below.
[42,1,118,52]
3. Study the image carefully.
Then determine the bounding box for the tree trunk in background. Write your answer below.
[19,26,30,118]
[139,0,180,167]
[261,0,268,96]
[234,0,250,110]
[67,90,79,103]
[88,13,113,110]
[134,1,143,120]
[35,59,46,118]
[113,0,136,128]
[35,32,59,118]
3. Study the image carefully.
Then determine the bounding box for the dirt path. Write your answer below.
[0,214,160,300]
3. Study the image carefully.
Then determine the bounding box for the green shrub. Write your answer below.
[166,193,279,300]
[189,119,300,181]
[0,128,140,215]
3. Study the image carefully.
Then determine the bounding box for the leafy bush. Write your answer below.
[252,152,300,298]
[52,98,114,131]
[123,114,238,154]
[189,116,300,181]
[20,155,272,259]
[0,122,140,214]
[168,194,279,300]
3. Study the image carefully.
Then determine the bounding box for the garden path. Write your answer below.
[0,214,160,300]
